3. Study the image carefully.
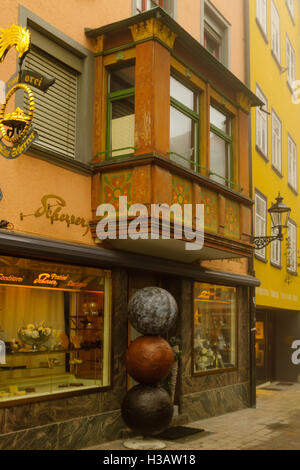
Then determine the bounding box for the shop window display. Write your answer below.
[193,283,237,374]
[0,256,111,403]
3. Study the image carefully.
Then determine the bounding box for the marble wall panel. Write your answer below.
[57,410,124,450]
[0,423,58,450]
[182,382,250,422]
[4,393,102,434]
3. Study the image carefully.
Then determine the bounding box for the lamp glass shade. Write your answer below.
[268,194,291,229]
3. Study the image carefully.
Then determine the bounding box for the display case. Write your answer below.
[193,283,237,374]
[0,256,112,404]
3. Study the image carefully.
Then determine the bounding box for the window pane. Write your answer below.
[109,66,135,93]
[204,32,220,59]
[210,106,230,134]
[170,105,196,169]
[210,132,229,185]
[170,76,195,110]
[0,256,112,403]
[193,283,237,373]
[110,96,135,157]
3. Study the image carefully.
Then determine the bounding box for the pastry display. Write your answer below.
[18,323,52,350]
[16,391,26,396]
[25,388,36,393]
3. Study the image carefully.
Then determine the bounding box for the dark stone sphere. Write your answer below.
[126,336,174,385]
[121,385,173,436]
[128,287,178,335]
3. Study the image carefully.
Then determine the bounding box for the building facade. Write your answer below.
[0,1,259,449]
[247,0,300,385]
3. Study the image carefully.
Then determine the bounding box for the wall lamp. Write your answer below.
[251,193,291,250]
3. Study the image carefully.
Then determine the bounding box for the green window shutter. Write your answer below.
[24,48,78,159]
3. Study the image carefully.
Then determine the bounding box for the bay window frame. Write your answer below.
[169,74,200,172]
[209,103,233,188]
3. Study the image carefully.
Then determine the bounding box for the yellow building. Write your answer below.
[247,0,300,384]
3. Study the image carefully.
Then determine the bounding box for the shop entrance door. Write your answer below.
[255,311,275,385]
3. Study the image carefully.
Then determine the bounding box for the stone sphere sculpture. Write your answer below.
[121,385,173,436]
[128,287,178,335]
[126,336,174,385]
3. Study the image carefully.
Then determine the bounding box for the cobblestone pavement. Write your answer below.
[84,382,300,450]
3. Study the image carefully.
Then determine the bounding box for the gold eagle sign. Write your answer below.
[0,24,31,62]
[0,24,38,159]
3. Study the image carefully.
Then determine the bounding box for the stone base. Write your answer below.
[123,436,166,450]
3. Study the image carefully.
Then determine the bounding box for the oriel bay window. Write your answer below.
[106,65,135,158]
[209,105,233,187]
[169,76,200,170]
[193,283,237,374]
[0,256,112,403]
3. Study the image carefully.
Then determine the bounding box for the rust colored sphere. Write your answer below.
[126,336,174,385]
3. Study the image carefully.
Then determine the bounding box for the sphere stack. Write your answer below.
[121,287,178,436]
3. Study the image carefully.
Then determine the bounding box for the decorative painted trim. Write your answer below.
[130,18,177,49]
[236,92,252,113]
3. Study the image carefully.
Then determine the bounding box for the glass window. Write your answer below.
[256,0,267,37]
[193,283,237,374]
[271,1,281,63]
[271,225,281,267]
[203,2,230,67]
[286,36,295,88]
[0,256,111,404]
[286,0,294,20]
[170,76,199,171]
[288,135,297,191]
[272,111,282,173]
[287,220,297,273]
[255,191,267,260]
[135,0,174,16]
[209,105,232,186]
[256,85,268,157]
[107,65,135,158]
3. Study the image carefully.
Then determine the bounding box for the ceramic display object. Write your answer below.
[122,287,178,439]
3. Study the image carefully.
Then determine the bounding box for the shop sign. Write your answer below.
[0,24,54,159]
[0,127,38,159]
[20,194,90,236]
[6,70,55,94]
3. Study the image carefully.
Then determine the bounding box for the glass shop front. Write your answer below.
[193,283,237,374]
[0,255,111,403]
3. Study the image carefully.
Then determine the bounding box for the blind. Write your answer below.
[24,48,78,159]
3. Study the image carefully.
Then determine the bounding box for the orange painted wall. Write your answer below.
[0,154,93,244]
[177,0,202,42]
[210,0,245,82]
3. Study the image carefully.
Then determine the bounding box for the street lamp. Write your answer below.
[251,193,291,250]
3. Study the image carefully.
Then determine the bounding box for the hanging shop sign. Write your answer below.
[0,24,54,159]
[20,194,90,236]
[6,70,55,94]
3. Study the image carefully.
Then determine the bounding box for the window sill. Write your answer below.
[271,51,282,72]
[288,183,298,195]
[25,145,93,176]
[287,269,297,276]
[270,261,281,269]
[255,253,268,263]
[192,366,238,377]
[256,145,269,162]
[287,80,294,94]
[271,165,283,178]
[256,19,268,44]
